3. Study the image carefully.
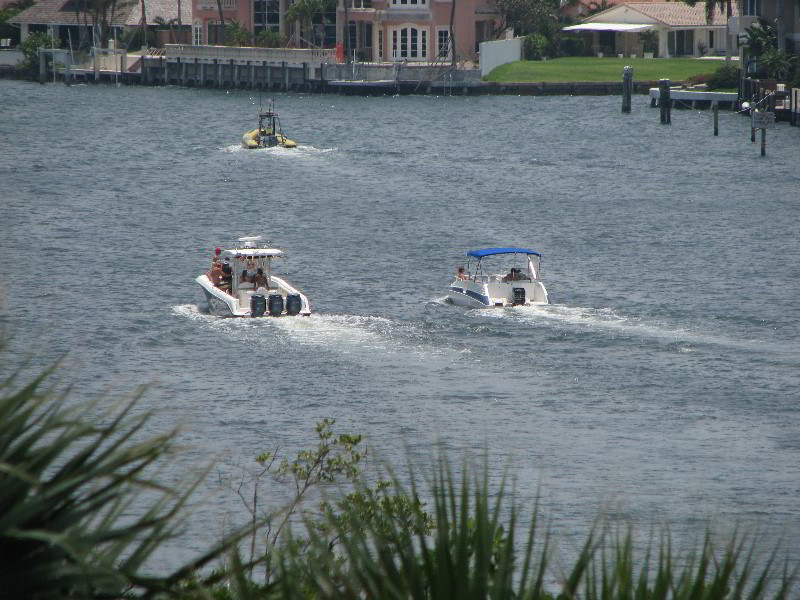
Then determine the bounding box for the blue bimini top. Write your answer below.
[467,247,542,258]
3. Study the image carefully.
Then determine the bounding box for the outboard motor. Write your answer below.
[286,294,302,316]
[512,287,526,306]
[250,294,267,317]
[268,293,284,317]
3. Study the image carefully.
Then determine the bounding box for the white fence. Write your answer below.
[479,37,523,77]
[164,44,337,65]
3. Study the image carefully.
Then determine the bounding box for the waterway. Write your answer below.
[2,79,799,571]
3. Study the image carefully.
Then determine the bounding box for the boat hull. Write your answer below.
[195,274,311,317]
[446,279,549,309]
[242,129,297,149]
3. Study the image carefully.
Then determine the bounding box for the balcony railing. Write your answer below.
[164,44,337,64]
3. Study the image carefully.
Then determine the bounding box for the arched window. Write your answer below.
[193,19,203,45]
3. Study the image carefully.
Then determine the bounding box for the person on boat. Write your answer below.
[240,270,254,285]
[209,260,224,286]
[503,268,519,283]
[220,260,233,292]
[456,266,468,281]
[253,268,269,289]
[211,247,221,268]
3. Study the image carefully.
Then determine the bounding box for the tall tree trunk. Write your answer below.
[343,0,350,64]
[449,0,456,67]
[216,0,226,44]
[724,0,732,62]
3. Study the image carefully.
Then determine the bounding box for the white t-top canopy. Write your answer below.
[221,248,284,258]
[563,23,654,32]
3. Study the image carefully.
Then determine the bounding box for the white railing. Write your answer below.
[164,44,337,64]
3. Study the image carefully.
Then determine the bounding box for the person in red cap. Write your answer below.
[211,247,222,268]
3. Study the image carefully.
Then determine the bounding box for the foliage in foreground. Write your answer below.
[1,346,797,599]
[265,460,797,600]
[0,350,249,598]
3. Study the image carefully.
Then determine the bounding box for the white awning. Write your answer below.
[563,23,654,32]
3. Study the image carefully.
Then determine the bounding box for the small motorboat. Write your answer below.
[242,103,297,149]
[196,236,311,317]
[447,247,549,308]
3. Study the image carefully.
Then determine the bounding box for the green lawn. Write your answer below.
[484,56,729,83]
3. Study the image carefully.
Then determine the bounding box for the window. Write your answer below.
[390,26,427,60]
[208,22,224,45]
[667,30,694,56]
[742,0,760,15]
[193,20,202,45]
[253,0,279,35]
[708,30,714,49]
[378,29,383,59]
[391,0,426,5]
[364,23,372,48]
[436,27,449,58]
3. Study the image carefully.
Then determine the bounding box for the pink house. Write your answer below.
[190,0,502,63]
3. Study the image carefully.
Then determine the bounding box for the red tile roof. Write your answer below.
[10,0,191,26]
[624,1,737,25]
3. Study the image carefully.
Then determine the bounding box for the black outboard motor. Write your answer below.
[250,294,267,317]
[512,287,526,306]
[268,293,284,316]
[286,294,302,316]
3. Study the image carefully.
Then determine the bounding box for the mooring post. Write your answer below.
[64,52,71,86]
[320,61,325,92]
[713,100,718,136]
[622,65,632,113]
[282,61,288,91]
[761,125,766,156]
[266,62,272,89]
[659,78,671,124]
[216,59,222,87]
[751,85,759,142]
[39,49,47,83]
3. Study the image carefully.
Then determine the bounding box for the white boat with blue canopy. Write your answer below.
[195,236,311,317]
[447,247,549,308]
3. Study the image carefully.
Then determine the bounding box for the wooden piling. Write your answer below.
[249,61,254,88]
[266,62,272,89]
[216,59,222,88]
[713,101,718,136]
[64,53,71,86]
[622,65,632,113]
[761,126,766,156]
[282,61,288,91]
[659,79,671,124]
[161,56,166,84]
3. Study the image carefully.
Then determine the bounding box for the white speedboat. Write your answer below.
[195,236,311,317]
[447,247,549,308]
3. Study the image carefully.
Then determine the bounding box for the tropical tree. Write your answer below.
[284,0,334,47]
[0,348,252,597]
[224,19,253,46]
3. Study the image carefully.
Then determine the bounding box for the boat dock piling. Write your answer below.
[659,79,671,124]
[621,66,633,113]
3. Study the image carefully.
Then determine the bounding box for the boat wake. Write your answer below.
[222,144,335,157]
[473,304,797,355]
[171,305,459,361]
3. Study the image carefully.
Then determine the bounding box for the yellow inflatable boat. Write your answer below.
[242,104,297,149]
[242,128,297,149]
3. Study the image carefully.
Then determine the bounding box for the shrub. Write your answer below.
[18,31,59,70]
[559,35,585,57]
[524,33,550,61]
[255,29,286,48]
[685,73,710,86]
[707,64,740,89]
